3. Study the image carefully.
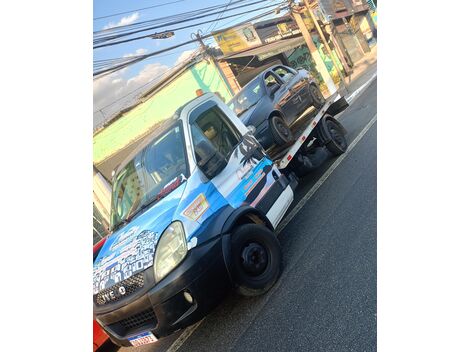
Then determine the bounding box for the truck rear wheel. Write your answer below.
[324,119,348,156]
[230,224,281,297]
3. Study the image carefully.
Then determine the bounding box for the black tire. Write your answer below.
[230,224,282,297]
[324,119,348,156]
[310,84,325,109]
[269,115,293,146]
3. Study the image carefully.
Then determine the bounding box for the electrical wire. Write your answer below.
[94,0,253,36]
[94,1,283,49]
[94,5,288,77]
[94,0,266,44]
[94,49,201,114]
[94,0,187,21]
[205,0,234,34]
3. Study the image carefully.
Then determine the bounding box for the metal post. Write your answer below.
[305,2,347,91]
[290,4,337,95]
[329,23,353,74]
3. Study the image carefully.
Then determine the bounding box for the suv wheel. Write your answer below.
[310,84,325,109]
[270,115,293,146]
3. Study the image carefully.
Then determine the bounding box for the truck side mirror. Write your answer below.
[195,140,227,179]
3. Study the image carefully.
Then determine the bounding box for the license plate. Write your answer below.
[128,331,158,346]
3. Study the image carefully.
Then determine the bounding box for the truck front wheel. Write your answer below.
[230,224,281,297]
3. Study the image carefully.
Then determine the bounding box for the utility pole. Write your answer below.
[290,2,337,95]
[194,31,209,53]
[192,30,238,96]
[327,23,353,75]
[305,1,347,90]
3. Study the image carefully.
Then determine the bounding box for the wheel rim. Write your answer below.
[328,122,347,149]
[274,118,290,139]
[240,242,269,276]
[310,86,324,106]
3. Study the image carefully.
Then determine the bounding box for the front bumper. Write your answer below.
[95,236,231,347]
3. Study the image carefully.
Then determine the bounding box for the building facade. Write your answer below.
[213,11,346,95]
[317,0,376,67]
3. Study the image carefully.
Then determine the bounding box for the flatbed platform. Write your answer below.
[267,92,342,169]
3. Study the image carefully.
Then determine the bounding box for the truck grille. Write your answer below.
[95,272,145,306]
[115,307,157,332]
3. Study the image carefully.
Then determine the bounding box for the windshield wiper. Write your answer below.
[112,218,129,231]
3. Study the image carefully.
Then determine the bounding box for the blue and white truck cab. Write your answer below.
[93,92,349,347]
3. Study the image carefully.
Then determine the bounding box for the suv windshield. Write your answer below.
[110,124,188,230]
[228,78,264,117]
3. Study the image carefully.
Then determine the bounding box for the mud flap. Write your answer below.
[326,96,349,116]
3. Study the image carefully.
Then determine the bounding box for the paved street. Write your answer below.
[107,78,377,352]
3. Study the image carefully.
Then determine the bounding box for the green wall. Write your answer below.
[93,60,233,164]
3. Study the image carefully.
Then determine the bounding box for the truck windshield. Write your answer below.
[110,124,188,230]
[228,78,264,117]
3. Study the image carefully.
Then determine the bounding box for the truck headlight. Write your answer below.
[154,221,187,282]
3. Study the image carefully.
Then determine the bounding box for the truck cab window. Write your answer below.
[191,106,240,161]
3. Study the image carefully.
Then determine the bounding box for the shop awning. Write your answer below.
[222,36,306,61]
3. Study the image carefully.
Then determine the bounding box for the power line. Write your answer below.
[93,0,264,43]
[94,0,253,36]
[94,0,260,46]
[93,0,187,21]
[94,49,201,115]
[205,0,234,34]
[94,1,282,49]
[94,5,288,77]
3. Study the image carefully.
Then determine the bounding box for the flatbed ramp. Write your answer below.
[267,92,341,169]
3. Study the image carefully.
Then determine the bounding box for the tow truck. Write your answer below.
[93,91,348,347]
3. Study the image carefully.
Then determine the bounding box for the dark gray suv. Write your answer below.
[227,64,325,149]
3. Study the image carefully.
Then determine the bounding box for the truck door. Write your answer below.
[189,101,280,209]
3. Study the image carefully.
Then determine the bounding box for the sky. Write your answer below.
[93,0,284,127]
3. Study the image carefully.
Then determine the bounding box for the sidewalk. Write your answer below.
[338,45,377,99]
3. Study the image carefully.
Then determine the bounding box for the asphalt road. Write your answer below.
[109,78,377,352]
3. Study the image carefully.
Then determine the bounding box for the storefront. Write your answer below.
[214,15,346,94]
[318,0,376,66]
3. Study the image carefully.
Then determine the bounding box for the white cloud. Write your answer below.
[175,49,196,65]
[93,62,169,128]
[103,12,140,30]
[123,48,148,58]
[93,50,200,129]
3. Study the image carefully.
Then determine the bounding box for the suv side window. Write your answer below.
[190,105,241,162]
[264,72,282,88]
[273,66,295,83]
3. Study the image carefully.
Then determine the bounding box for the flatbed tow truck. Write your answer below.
[92,91,349,347]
